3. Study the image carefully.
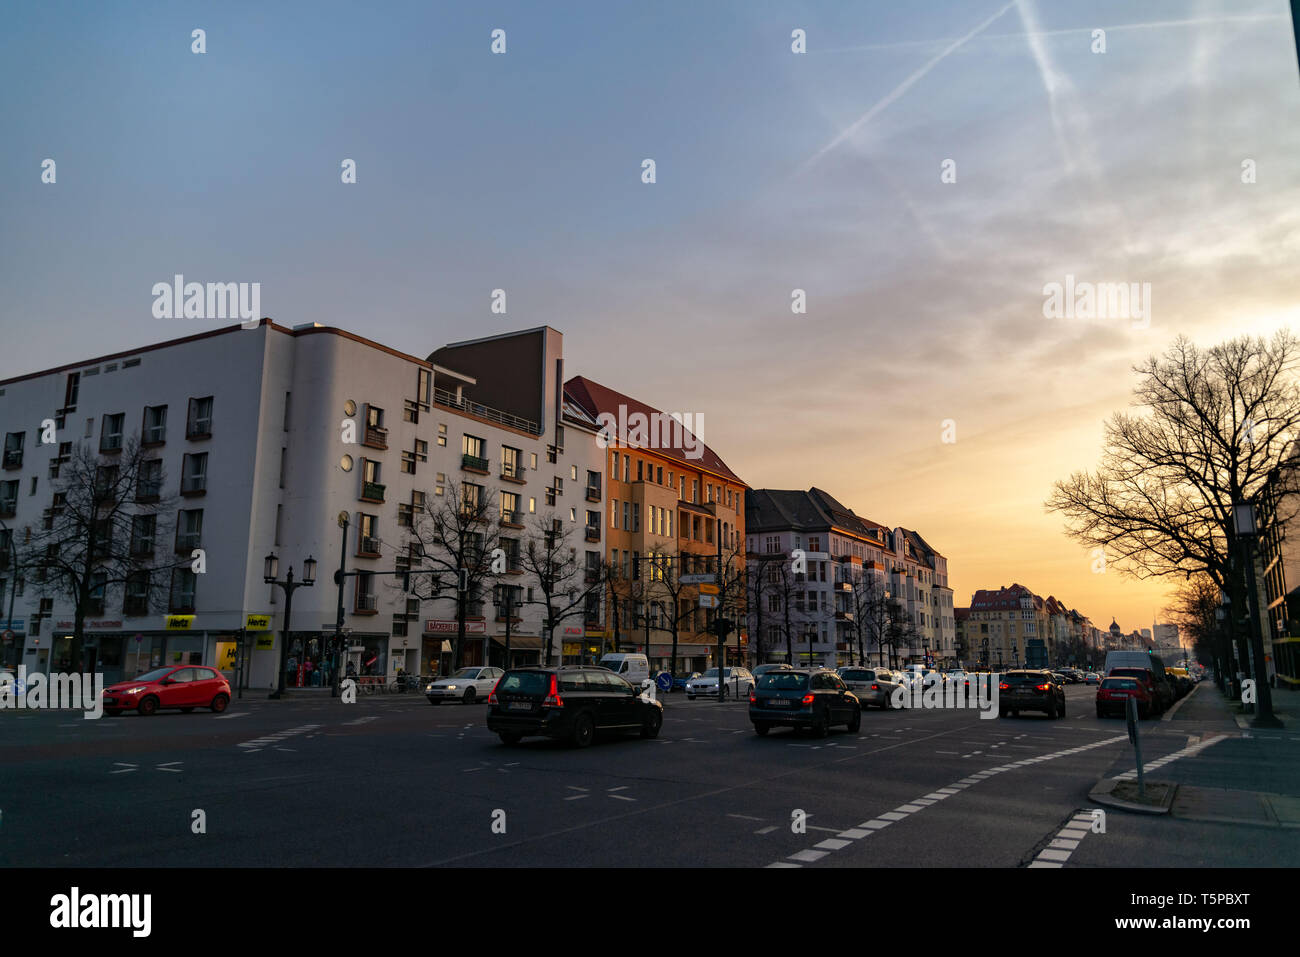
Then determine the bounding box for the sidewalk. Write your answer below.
[1091,680,1300,826]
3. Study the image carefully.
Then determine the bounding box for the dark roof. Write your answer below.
[563,375,745,484]
[746,487,888,544]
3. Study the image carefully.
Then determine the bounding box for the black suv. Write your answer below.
[749,668,861,737]
[486,667,663,747]
[998,670,1067,718]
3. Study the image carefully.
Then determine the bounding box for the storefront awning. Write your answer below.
[492,635,542,650]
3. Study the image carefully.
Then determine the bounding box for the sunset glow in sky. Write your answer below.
[3,0,1299,635]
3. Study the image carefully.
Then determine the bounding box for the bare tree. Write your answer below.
[1163,574,1220,668]
[745,550,786,667]
[403,479,503,671]
[1046,332,1300,692]
[520,514,604,667]
[846,564,893,667]
[21,437,178,671]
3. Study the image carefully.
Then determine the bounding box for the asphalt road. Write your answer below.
[3,682,1297,867]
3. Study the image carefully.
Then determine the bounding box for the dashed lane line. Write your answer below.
[767,735,1128,867]
[1028,811,1099,868]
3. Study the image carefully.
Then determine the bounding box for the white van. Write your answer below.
[598,653,650,686]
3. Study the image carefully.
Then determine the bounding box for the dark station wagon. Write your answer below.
[748,668,861,737]
[486,667,663,747]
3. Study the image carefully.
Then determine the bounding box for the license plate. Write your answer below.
[508,701,533,711]
[766,699,790,707]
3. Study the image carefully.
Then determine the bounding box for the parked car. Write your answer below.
[1166,667,1193,698]
[753,663,794,680]
[1096,676,1153,718]
[102,666,231,716]
[686,667,754,700]
[749,669,861,737]
[426,666,503,705]
[1108,667,1172,714]
[998,670,1066,718]
[672,671,702,692]
[597,653,650,687]
[486,667,662,747]
[837,666,901,709]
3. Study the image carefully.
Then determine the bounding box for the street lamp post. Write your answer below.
[265,552,317,699]
[0,519,19,671]
[1232,500,1281,728]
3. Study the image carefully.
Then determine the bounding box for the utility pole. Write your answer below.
[331,512,349,697]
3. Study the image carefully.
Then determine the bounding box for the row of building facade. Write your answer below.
[0,319,1152,689]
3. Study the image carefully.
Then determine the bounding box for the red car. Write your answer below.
[1095,676,1152,719]
[102,665,231,716]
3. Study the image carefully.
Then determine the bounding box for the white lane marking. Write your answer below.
[769,735,1128,867]
[728,813,764,821]
[755,825,778,835]
[214,712,249,719]
[1032,812,1098,867]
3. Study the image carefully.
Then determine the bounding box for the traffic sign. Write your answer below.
[698,595,719,609]
[698,583,719,595]
[655,672,673,691]
[2,630,13,643]
[679,574,714,584]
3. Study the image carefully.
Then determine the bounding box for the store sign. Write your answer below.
[246,614,271,630]
[424,619,486,634]
[562,626,583,636]
[215,642,238,670]
[57,620,125,630]
[255,634,276,650]
[166,615,196,631]
[0,619,24,631]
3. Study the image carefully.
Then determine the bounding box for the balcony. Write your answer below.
[584,568,601,584]
[433,386,542,436]
[361,481,386,503]
[585,486,601,503]
[2,451,22,470]
[100,435,123,454]
[500,509,524,528]
[354,594,378,614]
[461,454,489,474]
[584,525,600,543]
[0,499,15,519]
[176,532,201,552]
[360,423,387,450]
[358,536,381,558]
[123,596,148,617]
[500,463,527,484]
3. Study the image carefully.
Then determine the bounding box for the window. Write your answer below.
[124,571,150,615]
[3,432,24,470]
[186,396,213,438]
[586,470,600,500]
[637,460,643,481]
[143,405,167,445]
[622,501,630,530]
[95,464,119,498]
[138,459,162,501]
[96,413,124,453]
[0,480,16,517]
[170,568,197,612]
[363,405,387,448]
[528,496,536,513]
[501,491,521,524]
[181,452,207,494]
[88,570,108,614]
[64,371,80,409]
[417,368,432,408]
[176,509,203,551]
[401,450,415,474]
[502,446,522,479]
[403,399,420,424]
[632,503,641,533]
[461,482,484,515]
[622,454,630,482]
[358,514,380,555]
[462,434,487,470]
[437,423,447,447]
[283,392,291,431]
[586,510,599,537]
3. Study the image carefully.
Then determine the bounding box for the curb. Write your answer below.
[1087,776,1176,815]
[1160,683,1197,721]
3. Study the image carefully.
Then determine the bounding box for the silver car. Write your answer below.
[837,666,903,709]
[426,666,503,705]
[686,667,754,700]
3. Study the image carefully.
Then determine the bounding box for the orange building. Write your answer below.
[565,377,749,673]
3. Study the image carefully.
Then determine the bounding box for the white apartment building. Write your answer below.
[0,320,605,689]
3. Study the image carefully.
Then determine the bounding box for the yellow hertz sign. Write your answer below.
[165,615,196,631]
[246,614,271,630]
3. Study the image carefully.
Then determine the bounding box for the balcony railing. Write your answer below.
[100,435,123,453]
[355,594,377,612]
[433,387,542,436]
[500,509,524,526]
[462,454,489,473]
[143,426,166,445]
[363,426,388,450]
[181,477,206,495]
[500,463,526,482]
[361,481,386,502]
[186,418,212,440]
[359,536,381,556]
[137,481,162,502]
[2,451,22,470]
[176,532,201,551]
[585,486,601,502]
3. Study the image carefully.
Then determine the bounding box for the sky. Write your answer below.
[2,0,1299,634]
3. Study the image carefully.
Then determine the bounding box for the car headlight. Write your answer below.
[123,687,146,695]
[445,685,456,690]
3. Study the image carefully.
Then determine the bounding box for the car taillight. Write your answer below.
[1035,683,1050,691]
[871,683,879,691]
[487,679,500,706]
[543,673,564,708]
[801,693,815,705]
[748,693,757,704]
[999,682,1009,691]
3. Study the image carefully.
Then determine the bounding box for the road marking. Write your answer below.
[771,735,1128,867]
[563,794,589,801]
[214,712,249,719]
[1031,812,1098,867]
[728,813,764,821]
[109,763,137,774]
[755,826,778,835]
